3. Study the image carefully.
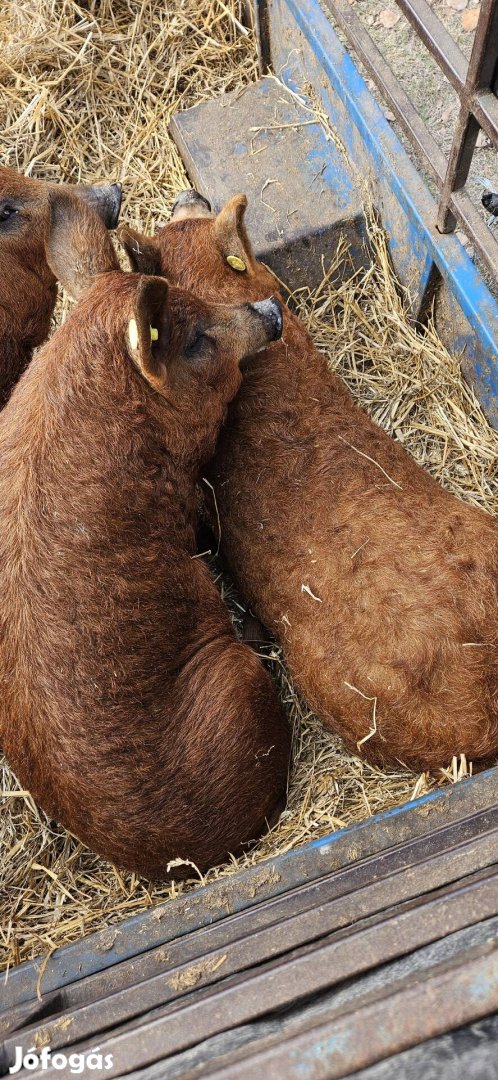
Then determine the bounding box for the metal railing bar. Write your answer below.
[379,0,498,152]
[465,0,498,91]
[253,0,272,73]
[472,89,498,150]
[323,0,498,279]
[394,0,467,92]
[323,0,447,185]
[438,105,480,231]
[450,189,498,278]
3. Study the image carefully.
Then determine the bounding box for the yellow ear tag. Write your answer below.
[226,254,246,272]
[129,321,158,349]
[128,318,139,351]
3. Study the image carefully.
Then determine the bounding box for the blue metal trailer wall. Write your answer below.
[265,0,498,425]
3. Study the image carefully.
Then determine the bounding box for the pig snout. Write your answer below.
[81,182,123,229]
[171,189,212,220]
[249,297,283,342]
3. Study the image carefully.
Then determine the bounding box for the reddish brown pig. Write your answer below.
[0,197,290,880]
[0,165,121,407]
[119,191,498,773]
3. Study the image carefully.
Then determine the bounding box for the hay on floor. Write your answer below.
[1,0,497,974]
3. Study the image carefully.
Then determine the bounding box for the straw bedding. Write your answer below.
[1,0,497,974]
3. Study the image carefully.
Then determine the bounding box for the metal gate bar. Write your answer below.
[438,0,498,231]
[321,0,498,277]
[394,0,466,88]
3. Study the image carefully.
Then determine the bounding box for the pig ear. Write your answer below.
[45,191,119,299]
[118,226,162,276]
[214,194,255,273]
[127,276,169,390]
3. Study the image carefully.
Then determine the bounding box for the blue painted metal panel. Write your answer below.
[268,0,498,425]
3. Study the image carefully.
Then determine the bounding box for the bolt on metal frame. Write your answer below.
[321,0,498,280]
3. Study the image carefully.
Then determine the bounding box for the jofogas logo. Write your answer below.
[9,1047,113,1074]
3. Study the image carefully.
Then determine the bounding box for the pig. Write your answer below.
[0,165,121,407]
[119,191,498,773]
[0,195,290,879]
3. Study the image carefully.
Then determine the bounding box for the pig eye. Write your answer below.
[0,204,19,223]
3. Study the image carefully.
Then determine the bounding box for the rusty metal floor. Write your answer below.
[1,771,497,1079]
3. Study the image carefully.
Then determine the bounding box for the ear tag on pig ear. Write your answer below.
[226,254,246,272]
[128,318,139,351]
[128,320,159,350]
